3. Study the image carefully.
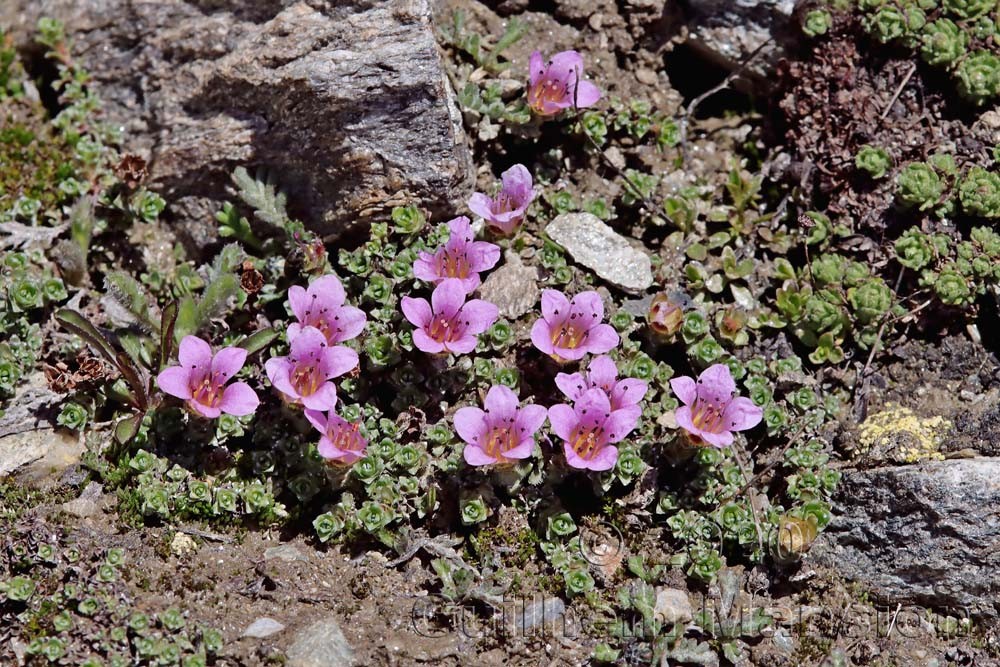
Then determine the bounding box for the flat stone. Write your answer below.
[243,617,286,639]
[264,544,309,563]
[2,0,474,248]
[61,482,105,518]
[511,597,566,634]
[0,428,83,484]
[809,458,1000,618]
[654,588,693,626]
[545,213,653,293]
[685,0,795,74]
[286,616,355,667]
[477,251,540,319]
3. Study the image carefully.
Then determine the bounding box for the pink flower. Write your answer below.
[530,289,619,362]
[287,274,366,346]
[527,50,601,116]
[548,388,638,472]
[412,217,500,292]
[555,355,646,421]
[454,385,548,466]
[304,409,368,465]
[468,164,534,236]
[156,336,259,418]
[670,364,763,448]
[401,278,499,355]
[264,326,358,411]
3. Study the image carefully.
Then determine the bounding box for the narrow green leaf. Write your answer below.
[236,327,278,355]
[55,309,120,368]
[159,301,178,371]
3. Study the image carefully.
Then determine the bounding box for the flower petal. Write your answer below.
[576,387,612,429]
[454,406,486,445]
[697,364,737,406]
[178,336,213,371]
[611,379,648,409]
[722,396,763,432]
[445,335,478,355]
[303,408,328,434]
[515,403,548,437]
[582,324,619,355]
[540,289,570,322]
[501,163,533,202]
[318,436,348,462]
[547,403,578,441]
[432,278,468,318]
[504,438,535,460]
[586,444,619,472]
[604,407,640,444]
[265,357,298,400]
[587,355,618,388]
[458,298,499,335]
[189,400,222,419]
[530,319,554,355]
[528,51,546,87]
[156,366,192,400]
[289,326,328,360]
[464,444,498,466]
[469,241,501,272]
[546,50,585,84]
[573,80,601,108]
[300,382,338,411]
[468,192,494,221]
[554,371,586,401]
[674,405,698,436]
[412,254,438,283]
[484,384,518,424]
[219,382,259,416]
[288,285,309,322]
[412,329,445,354]
[701,430,734,449]
[401,296,432,328]
[320,345,359,379]
[570,290,604,323]
[308,275,346,307]
[670,376,697,406]
[329,306,366,344]
[211,347,248,384]
[562,441,589,470]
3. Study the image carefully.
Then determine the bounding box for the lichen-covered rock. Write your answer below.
[809,458,1000,618]
[2,0,474,246]
[545,213,653,293]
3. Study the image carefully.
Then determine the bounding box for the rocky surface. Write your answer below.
[809,458,1000,618]
[684,0,795,75]
[286,615,355,667]
[545,213,653,293]
[477,251,540,319]
[2,0,474,247]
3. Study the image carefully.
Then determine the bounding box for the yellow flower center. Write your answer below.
[482,426,518,461]
[691,401,725,434]
[191,374,222,408]
[291,364,323,397]
[439,249,471,279]
[570,426,602,461]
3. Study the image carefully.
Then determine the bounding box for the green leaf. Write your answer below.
[104,271,158,333]
[55,310,120,369]
[113,413,143,446]
[159,301,178,371]
[236,328,279,355]
[174,298,197,341]
[231,167,289,228]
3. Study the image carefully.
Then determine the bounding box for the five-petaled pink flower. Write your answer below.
[530,289,619,362]
[287,274,367,346]
[402,278,499,355]
[670,364,763,448]
[305,409,368,465]
[454,385,547,466]
[412,217,500,292]
[264,326,358,411]
[555,355,646,420]
[527,50,601,116]
[156,336,259,418]
[548,387,638,471]
[468,164,535,236]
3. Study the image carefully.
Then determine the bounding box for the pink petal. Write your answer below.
[562,442,589,470]
[432,279,468,318]
[722,397,763,432]
[288,285,309,322]
[468,192,494,221]
[286,323,305,342]
[604,407,640,444]
[697,364,737,406]
[329,306,366,344]
[573,80,601,109]
[554,372,586,401]
[586,445,619,472]
[611,379,648,409]
[178,336,212,371]
[575,388,612,429]
[444,334,478,355]
[448,216,474,241]
[300,382,338,411]
[504,438,535,459]
[318,436,349,462]
[219,382,259,416]
[501,164,533,202]
[701,430,734,449]
[189,400,222,419]
[453,406,487,445]
[265,357,298,400]
[401,296,432,328]
[540,289,570,322]
[308,275,346,307]
[530,319,555,355]
[587,356,618,388]
[338,449,366,465]
[458,299,499,335]
[515,403,548,437]
[289,326,328,359]
[320,345,359,379]
[469,241,501,272]
[674,405,698,436]
[546,50,586,84]
[157,366,192,400]
[484,385,518,423]
[211,347,247,384]
[458,275,482,293]
[582,324,619,355]
[553,343,587,361]
[303,409,328,434]
[570,290,605,323]
[528,51,546,87]
[464,444,498,466]
[412,255,439,283]
[412,329,445,354]
[670,376,697,406]
[547,404,578,441]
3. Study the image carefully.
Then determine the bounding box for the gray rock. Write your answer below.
[654,588,693,626]
[477,251,540,320]
[545,213,653,293]
[286,616,355,667]
[809,458,1000,618]
[511,597,566,635]
[61,482,105,518]
[243,617,286,639]
[264,544,308,563]
[0,428,83,483]
[684,0,795,74]
[2,0,473,247]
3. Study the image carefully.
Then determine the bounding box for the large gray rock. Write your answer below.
[286,615,355,667]
[545,213,653,293]
[809,459,1000,618]
[2,0,473,245]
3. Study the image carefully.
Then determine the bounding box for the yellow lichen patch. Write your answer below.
[857,404,950,464]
